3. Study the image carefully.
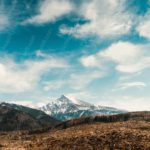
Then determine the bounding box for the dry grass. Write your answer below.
[0,120,149,150]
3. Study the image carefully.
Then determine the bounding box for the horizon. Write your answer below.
[0,0,150,111]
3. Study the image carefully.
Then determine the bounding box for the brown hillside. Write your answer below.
[0,111,149,150]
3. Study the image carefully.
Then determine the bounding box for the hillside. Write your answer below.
[0,103,60,131]
[0,111,149,149]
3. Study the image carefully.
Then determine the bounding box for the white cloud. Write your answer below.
[0,14,9,31]
[43,80,66,91]
[69,70,105,90]
[43,70,105,91]
[60,0,133,38]
[100,42,140,63]
[0,8,9,31]
[36,50,47,57]
[116,81,146,90]
[24,0,73,24]
[98,96,150,111]
[137,11,150,40]
[80,55,101,68]
[2,100,49,108]
[9,100,36,108]
[81,41,150,73]
[0,54,68,93]
[66,91,95,103]
[137,20,150,39]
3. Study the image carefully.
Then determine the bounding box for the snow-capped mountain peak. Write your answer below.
[40,95,127,121]
[46,95,93,110]
[57,95,73,103]
[40,95,79,115]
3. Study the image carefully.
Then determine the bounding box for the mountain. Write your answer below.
[40,95,126,121]
[0,102,60,131]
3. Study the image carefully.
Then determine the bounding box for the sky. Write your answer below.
[0,0,150,111]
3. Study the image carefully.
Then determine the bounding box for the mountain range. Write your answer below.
[40,95,126,121]
[0,95,127,131]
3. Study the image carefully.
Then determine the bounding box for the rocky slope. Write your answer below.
[40,95,126,121]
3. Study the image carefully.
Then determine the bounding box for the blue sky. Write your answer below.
[0,0,150,111]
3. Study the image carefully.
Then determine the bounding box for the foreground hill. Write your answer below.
[0,102,60,131]
[40,95,126,121]
[0,111,149,149]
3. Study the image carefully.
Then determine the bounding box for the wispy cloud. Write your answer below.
[0,53,68,93]
[24,0,74,24]
[0,14,9,31]
[115,81,146,90]
[43,80,66,91]
[0,4,10,31]
[43,70,105,91]
[69,70,105,90]
[66,91,96,102]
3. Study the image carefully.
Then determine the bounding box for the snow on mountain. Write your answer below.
[40,95,126,121]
